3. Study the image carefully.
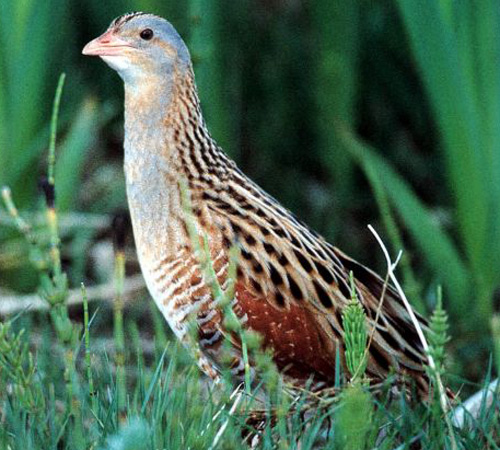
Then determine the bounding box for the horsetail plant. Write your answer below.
[425,286,453,447]
[179,179,279,403]
[82,283,98,413]
[0,321,41,412]
[179,179,253,396]
[39,73,69,312]
[342,271,368,384]
[1,75,79,413]
[112,213,128,415]
[427,287,450,381]
[334,272,374,449]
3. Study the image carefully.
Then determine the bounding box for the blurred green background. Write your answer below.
[1,0,499,383]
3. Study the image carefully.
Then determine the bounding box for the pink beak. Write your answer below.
[82,30,134,56]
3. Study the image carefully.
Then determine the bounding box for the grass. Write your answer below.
[365,0,500,333]
[1,0,500,447]
[1,1,498,338]
[0,258,499,449]
[0,85,499,449]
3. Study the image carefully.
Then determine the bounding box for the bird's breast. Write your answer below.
[123,137,185,279]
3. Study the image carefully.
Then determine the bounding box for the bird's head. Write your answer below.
[82,12,190,86]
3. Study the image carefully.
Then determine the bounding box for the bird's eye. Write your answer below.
[140,28,154,40]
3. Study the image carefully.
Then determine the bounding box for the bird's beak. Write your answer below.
[82,30,134,56]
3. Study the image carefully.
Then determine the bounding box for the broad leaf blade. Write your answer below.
[344,132,470,315]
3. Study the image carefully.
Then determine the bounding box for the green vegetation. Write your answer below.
[1,0,500,447]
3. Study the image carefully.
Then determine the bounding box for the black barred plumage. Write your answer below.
[83,12,432,397]
[110,12,150,29]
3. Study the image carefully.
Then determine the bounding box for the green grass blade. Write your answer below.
[396,0,490,288]
[48,74,66,186]
[471,0,500,282]
[55,98,100,211]
[188,0,234,153]
[311,0,360,220]
[140,348,167,415]
[362,154,424,309]
[0,0,68,204]
[344,131,470,316]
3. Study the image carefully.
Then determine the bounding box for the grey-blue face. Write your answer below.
[83,12,190,85]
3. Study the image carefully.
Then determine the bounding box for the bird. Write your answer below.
[83,12,429,396]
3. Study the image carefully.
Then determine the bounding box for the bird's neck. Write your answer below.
[122,65,218,271]
[123,65,211,176]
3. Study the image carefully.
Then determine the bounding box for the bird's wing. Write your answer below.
[196,168,429,391]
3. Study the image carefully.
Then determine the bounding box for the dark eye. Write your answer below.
[140,28,154,40]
